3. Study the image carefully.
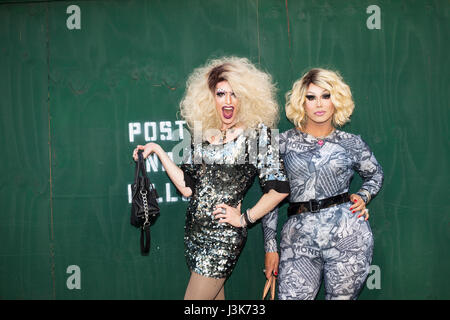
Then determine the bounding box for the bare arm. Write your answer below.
[245,189,287,221]
[212,189,288,228]
[133,143,192,198]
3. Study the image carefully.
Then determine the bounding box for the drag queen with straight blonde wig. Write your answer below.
[133,56,289,300]
[262,68,384,299]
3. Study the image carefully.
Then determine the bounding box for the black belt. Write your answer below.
[288,193,350,216]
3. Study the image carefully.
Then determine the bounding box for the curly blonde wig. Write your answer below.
[179,56,279,139]
[285,68,354,129]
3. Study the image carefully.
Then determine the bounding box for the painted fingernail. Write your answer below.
[274,271,278,276]
[354,199,357,203]
[352,210,356,213]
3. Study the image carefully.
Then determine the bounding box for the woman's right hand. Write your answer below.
[264,252,279,280]
[132,143,161,161]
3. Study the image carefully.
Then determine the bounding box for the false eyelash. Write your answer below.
[305,95,316,101]
[216,89,236,97]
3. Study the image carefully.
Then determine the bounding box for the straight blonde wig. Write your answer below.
[285,68,354,129]
[179,57,279,139]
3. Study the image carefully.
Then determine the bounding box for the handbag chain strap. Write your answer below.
[140,189,150,227]
[137,151,151,228]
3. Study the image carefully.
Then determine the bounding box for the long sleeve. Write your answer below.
[352,135,384,204]
[262,206,279,252]
[261,128,287,253]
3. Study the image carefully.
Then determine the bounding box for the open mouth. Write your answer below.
[222,106,234,119]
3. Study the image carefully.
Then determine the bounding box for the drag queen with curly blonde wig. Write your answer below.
[133,57,289,300]
[262,68,384,299]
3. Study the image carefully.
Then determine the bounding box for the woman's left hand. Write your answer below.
[349,194,369,220]
[213,203,242,228]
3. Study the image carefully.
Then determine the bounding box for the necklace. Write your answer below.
[221,129,227,143]
[304,127,335,146]
[220,124,236,143]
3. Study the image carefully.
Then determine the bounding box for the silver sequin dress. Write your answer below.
[180,124,289,279]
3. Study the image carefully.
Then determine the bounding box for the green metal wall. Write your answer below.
[0,0,448,299]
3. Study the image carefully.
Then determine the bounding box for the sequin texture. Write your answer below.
[180,124,289,278]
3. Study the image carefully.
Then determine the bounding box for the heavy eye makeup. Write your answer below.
[216,89,236,98]
[305,93,331,101]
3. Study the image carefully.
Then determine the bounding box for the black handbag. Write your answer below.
[131,150,160,255]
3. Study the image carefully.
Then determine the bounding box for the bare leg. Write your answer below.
[184,272,226,300]
[214,285,225,300]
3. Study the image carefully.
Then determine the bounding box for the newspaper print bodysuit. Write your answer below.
[262,128,383,299]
